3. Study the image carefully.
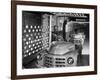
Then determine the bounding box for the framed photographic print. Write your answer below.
[11,1,97,80]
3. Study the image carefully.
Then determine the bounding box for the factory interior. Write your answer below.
[22,11,89,69]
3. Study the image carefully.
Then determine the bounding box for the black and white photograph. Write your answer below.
[11,1,97,79]
[22,11,90,69]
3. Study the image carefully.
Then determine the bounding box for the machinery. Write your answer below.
[44,41,78,67]
[37,32,85,68]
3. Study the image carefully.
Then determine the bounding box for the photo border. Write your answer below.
[11,1,97,80]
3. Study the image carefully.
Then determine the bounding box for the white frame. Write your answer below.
[17,5,95,76]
